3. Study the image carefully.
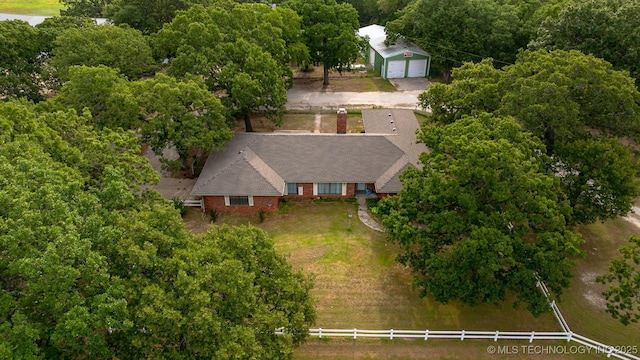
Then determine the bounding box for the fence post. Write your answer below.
[494,330,499,342]
[390,329,394,340]
[353,328,357,340]
[424,330,429,341]
[530,331,535,343]
[461,330,465,341]
[319,328,322,339]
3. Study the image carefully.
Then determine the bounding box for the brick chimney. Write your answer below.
[337,108,347,134]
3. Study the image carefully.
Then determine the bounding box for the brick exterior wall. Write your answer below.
[203,196,279,213]
[283,183,315,199]
[337,109,347,134]
[202,184,390,213]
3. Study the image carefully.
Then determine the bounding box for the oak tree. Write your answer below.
[154,2,300,131]
[284,0,362,85]
[0,20,49,102]
[51,24,157,81]
[386,0,523,81]
[597,235,640,326]
[377,113,583,316]
[531,0,640,87]
[418,50,640,225]
[132,73,233,169]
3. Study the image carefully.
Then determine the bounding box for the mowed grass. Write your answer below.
[560,218,640,346]
[296,339,595,360]
[0,0,62,15]
[182,202,640,359]
[184,200,560,332]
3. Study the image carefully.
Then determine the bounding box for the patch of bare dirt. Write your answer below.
[580,272,607,309]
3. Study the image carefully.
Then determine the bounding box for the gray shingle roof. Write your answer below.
[192,110,428,196]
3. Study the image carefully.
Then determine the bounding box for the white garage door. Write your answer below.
[386,60,406,78]
[407,59,427,78]
[369,48,375,66]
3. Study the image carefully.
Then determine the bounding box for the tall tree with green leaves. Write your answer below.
[597,235,640,326]
[0,20,50,102]
[284,0,362,85]
[105,0,216,34]
[132,73,233,169]
[51,24,157,80]
[377,113,583,316]
[50,65,141,130]
[0,99,315,358]
[418,50,640,225]
[386,0,523,81]
[531,0,640,87]
[59,0,112,17]
[153,2,302,131]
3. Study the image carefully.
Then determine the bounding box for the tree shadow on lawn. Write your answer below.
[183,201,560,332]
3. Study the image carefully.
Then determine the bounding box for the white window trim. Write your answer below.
[224,195,253,206]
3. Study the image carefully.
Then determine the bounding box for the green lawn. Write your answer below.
[185,200,560,331]
[183,201,640,359]
[560,219,640,346]
[0,0,62,16]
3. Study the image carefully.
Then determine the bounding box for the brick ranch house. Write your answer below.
[190,109,427,213]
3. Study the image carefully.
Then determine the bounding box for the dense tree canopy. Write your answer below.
[154,2,302,131]
[50,65,140,129]
[47,66,233,168]
[284,0,362,85]
[0,20,50,102]
[60,0,112,17]
[531,0,640,86]
[51,24,157,80]
[105,0,215,34]
[377,113,583,316]
[419,50,640,225]
[132,73,233,168]
[386,0,524,81]
[0,99,315,358]
[598,235,640,326]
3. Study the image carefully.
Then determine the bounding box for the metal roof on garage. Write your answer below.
[358,24,429,59]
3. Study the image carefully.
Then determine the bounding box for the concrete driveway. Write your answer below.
[286,78,430,111]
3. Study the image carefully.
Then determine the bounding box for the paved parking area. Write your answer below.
[388,77,431,91]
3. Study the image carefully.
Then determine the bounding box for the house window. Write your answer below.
[317,183,342,195]
[227,196,251,206]
[287,183,298,195]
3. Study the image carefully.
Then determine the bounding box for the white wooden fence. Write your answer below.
[275,278,638,360]
[537,280,572,333]
[274,328,639,360]
[182,199,204,211]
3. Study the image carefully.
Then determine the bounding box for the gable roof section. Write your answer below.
[191,139,284,196]
[193,133,406,196]
[358,24,429,59]
[192,110,428,197]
